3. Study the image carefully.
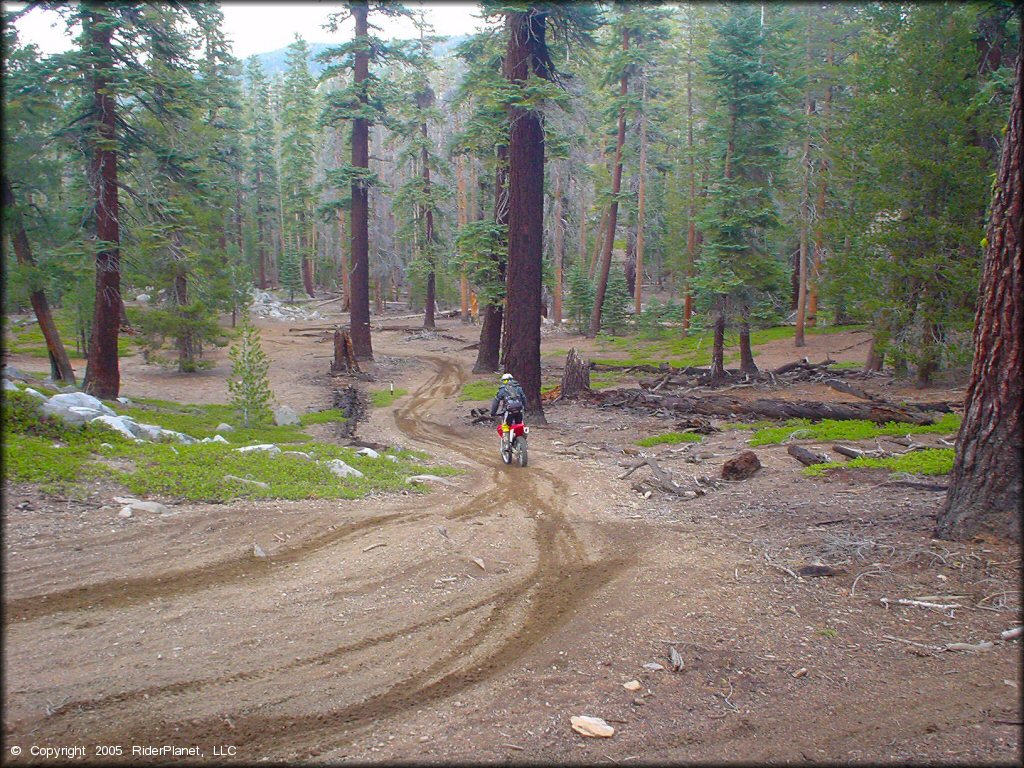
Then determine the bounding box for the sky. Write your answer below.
[4,2,491,59]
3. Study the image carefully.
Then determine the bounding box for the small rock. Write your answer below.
[623,680,642,692]
[113,496,141,505]
[136,293,151,303]
[385,455,399,463]
[570,715,615,738]
[281,450,313,461]
[234,444,281,455]
[405,474,449,485]
[273,405,300,426]
[2,379,20,392]
[22,387,47,401]
[116,396,133,405]
[201,434,230,445]
[721,450,761,480]
[119,507,133,519]
[632,698,646,706]
[324,459,364,479]
[253,543,267,558]
[356,447,380,459]
[224,474,270,489]
[130,501,171,516]
[215,423,235,433]
[471,557,486,571]
[642,663,665,672]
[792,667,808,679]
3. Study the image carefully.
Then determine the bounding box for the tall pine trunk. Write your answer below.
[3,178,76,384]
[634,78,649,316]
[348,2,373,360]
[938,22,1022,542]
[420,88,437,330]
[83,6,121,399]
[795,14,813,348]
[502,8,548,423]
[473,145,508,373]
[552,164,564,325]
[588,28,629,338]
[684,18,697,331]
[809,40,834,327]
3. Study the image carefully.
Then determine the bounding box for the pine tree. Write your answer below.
[565,260,595,335]
[319,1,414,361]
[280,36,319,299]
[601,268,631,336]
[245,58,279,290]
[392,16,450,330]
[697,5,793,379]
[228,316,275,428]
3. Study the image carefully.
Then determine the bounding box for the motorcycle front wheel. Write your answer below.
[500,438,513,464]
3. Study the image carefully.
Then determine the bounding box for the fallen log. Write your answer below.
[788,445,830,466]
[833,444,867,460]
[587,389,940,425]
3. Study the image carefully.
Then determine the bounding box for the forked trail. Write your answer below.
[3,354,632,762]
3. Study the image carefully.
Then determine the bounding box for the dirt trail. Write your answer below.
[2,316,1020,764]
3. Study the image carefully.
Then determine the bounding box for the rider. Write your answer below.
[490,372,526,443]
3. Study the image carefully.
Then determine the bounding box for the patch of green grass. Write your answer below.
[299,408,349,425]
[804,448,954,478]
[370,388,409,408]
[3,389,459,501]
[5,308,134,358]
[118,399,307,443]
[120,441,460,502]
[635,431,704,447]
[747,413,961,446]
[826,361,862,370]
[817,628,839,638]
[459,380,498,402]
[590,371,624,390]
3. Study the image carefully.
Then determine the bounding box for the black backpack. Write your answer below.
[504,383,525,412]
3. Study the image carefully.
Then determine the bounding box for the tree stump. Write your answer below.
[561,347,591,399]
[331,329,361,374]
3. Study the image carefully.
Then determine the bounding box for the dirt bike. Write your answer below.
[496,415,528,467]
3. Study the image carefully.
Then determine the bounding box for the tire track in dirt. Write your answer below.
[3,513,404,623]
[28,354,635,761]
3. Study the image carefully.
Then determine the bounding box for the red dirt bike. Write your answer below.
[496,418,529,467]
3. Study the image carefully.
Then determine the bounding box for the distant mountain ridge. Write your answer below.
[246,35,469,78]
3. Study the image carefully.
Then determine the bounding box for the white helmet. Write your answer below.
[501,373,514,382]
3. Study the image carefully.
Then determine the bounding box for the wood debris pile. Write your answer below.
[581,359,955,425]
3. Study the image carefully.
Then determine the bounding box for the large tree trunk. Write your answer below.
[457,153,470,323]
[83,7,121,399]
[710,306,726,381]
[588,28,629,338]
[552,163,564,325]
[420,91,437,331]
[502,7,548,423]
[795,16,813,348]
[938,22,1022,543]
[684,18,697,332]
[634,78,649,316]
[808,39,834,328]
[348,2,373,360]
[473,144,508,373]
[2,178,76,384]
[739,317,758,374]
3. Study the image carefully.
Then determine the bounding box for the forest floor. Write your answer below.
[3,301,1021,765]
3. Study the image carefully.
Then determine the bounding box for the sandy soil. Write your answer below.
[3,308,1021,765]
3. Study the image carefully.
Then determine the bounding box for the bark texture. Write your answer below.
[938,22,1022,542]
[348,2,373,360]
[83,6,121,399]
[501,8,548,422]
[2,178,76,384]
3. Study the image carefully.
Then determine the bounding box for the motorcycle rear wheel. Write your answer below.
[516,436,528,467]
